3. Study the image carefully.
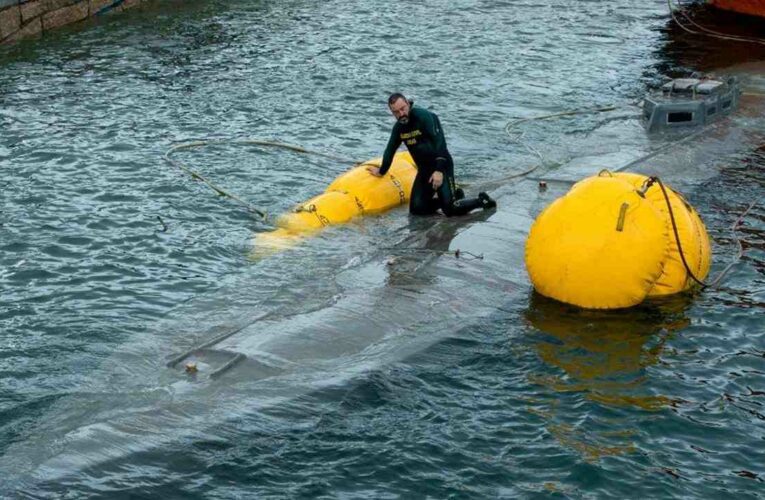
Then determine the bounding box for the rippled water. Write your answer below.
[1,0,764,497]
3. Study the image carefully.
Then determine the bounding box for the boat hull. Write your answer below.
[709,0,765,18]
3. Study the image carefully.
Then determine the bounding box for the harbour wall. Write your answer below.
[0,0,146,44]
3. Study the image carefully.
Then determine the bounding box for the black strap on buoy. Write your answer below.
[643,176,708,288]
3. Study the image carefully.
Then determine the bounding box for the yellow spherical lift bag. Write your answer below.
[525,171,712,309]
[253,151,418,255]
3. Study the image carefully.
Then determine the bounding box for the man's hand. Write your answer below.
[367,166,383,177]
[429,171,443,189]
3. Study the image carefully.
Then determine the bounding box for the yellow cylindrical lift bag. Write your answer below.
[327,151,417,214]
[525,171,711,309]
[253,151,417,256]
[275,190,362,233]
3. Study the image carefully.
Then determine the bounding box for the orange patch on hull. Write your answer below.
[709,0,765,18]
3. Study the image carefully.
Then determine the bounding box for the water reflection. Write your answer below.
[523,293,694,460]
[526,292,692,410]
[383,210,494,288]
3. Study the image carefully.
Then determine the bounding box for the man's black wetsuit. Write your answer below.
[378,106,483,216]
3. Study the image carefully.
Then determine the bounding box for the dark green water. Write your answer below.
[1,0,764,497]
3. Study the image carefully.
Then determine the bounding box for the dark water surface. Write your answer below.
[1,0,764,497]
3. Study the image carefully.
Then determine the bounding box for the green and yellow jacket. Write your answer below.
[379,106,453,176]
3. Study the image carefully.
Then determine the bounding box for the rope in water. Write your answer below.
[706,195,763,289]
[504,105,619,167]
[466,105,633,191]
[164,138,374,221]
[647,175,762,291]
[499,97,747,184]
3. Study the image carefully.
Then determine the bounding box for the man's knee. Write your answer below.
[410,195,436,215]
[410,201,435,215]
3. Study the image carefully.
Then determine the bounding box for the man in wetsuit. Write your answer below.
[367,93,496,216]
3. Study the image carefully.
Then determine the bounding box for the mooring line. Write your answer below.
[164,138,375,221]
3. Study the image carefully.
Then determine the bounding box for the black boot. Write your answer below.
[478,192,496,210]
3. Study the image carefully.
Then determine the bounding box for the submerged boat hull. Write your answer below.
[708,0,765,18]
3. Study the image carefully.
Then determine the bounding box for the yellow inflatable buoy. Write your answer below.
[253,151,418,255]
[525,171,711,309]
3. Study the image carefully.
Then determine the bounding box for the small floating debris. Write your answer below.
[735,470,760,480]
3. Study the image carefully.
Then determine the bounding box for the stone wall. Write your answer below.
[0,0,147,44]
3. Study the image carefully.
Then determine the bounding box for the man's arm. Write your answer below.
[377,124,402,176]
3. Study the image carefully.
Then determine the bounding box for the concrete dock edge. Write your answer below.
[0,0,147,44]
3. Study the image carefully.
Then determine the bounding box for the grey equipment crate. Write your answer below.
[643,76,741,132]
